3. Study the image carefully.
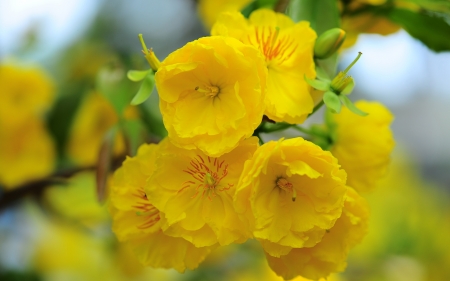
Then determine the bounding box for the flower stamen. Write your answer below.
[132,190,161,229]
[195,85,220,98]
[276,177,296,202]
[180,155,233,200]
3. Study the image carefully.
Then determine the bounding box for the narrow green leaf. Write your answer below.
[96,65,134,115]
[127,69,150,82]
[388,8,450,52]
[287,0,340,35]
[340,95,368,116]
[403,0,450,14]
[241,0,278,18]
[288,0,341,78]
[304,75,330,91]
[315,53,338,81]
[130,73,155,105]
[121,119,146,156]
[323,91,341,113]
[241,1,258,18]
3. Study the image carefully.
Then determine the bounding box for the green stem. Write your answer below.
[343,52,362,74]
[291,125,313,135]
[308,100,324,117]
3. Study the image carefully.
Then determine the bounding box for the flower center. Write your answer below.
[179,155,233,201]
[249,26,296,66]
[195,85,220,98]
[133,189,160,229]
[276,177,297,202]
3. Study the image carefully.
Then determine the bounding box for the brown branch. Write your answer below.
[274,0,290,13]
[0,155,126,212]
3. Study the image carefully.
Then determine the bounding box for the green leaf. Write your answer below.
[304,75,330,91]
[315,53,338,81]
[387,8,450,52]
[403,0,450,14]
[121,119,146,156]
[241,0,278,17]
[287,0,340,35]
[127,69,150,82]
[47,85,87,158]
[96,65,135,115]
[130,73,155,105]
[323,91,341,113]
[288,0,341,78]
[241,1,258,18]
[340,95,368,116]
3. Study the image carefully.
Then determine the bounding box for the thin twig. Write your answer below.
[274,0,290,13]
[0,156,125,212]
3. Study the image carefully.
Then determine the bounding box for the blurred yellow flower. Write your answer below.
[146,137,259,247]
[266,187,369,280]
[0,64,55,189]
[156,36,266,157]
[234,137,347,257]
[0,64,54,128]
[44,172,110,228]
[109,143,213,272]
[341,14,401,48]
[33,219,112,281]
[212,9,317,124]
[67,91,136,166]
[349,154,450,280]
[329,101,394,193]
[0,118,55,189]
[197,0,252,30]
[340,0,400,48]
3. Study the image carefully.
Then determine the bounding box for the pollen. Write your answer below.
[195,85,220,98]
[276,177,297,202]
[179,155,233,201]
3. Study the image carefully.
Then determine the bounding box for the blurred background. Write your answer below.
[0,0,449,280]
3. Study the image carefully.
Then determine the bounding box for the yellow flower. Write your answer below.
[67,91,136,166]
[44,172,110,228]
[197,0,253,30]
[156,36,266,157]
[0,118,55,189]
[33,218,114,281]
[109,142,213,272]
[329,100,394,193]
[341,14,400,48]
[212,9,317,124]
[145,137,259,247]
[0,64,54,128]
[266,187,369,280]
[340,0,400,48]
[234,137,347,257]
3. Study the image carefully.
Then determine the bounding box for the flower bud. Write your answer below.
[314,28,346,59]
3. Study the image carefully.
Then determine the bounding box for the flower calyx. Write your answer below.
[305,52,367,116]
[124,34,161,105]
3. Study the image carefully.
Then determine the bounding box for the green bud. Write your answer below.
[314,28,346,59]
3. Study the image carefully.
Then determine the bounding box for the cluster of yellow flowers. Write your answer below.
[0,64,55,189]
[109,8,394,280]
